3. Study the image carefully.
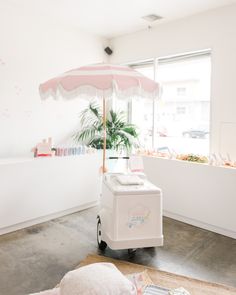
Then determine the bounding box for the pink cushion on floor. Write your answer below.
[60,263,137,295]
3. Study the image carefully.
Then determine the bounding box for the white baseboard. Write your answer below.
[164,210,236,239]
[0,201,98,236]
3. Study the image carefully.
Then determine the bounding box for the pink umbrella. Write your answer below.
[39,63,159,172]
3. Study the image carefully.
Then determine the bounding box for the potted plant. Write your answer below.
[74,102,139,153]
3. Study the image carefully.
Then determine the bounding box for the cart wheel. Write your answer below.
[128,248,136,256]
[97,217,107,251]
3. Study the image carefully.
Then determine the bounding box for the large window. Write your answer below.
[129,50,211,155]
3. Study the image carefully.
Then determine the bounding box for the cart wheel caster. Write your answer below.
[128,248,136,256]
[97,217,107,251]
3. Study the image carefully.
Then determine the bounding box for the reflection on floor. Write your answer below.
[0,206,235,295]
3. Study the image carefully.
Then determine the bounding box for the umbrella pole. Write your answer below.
[102,96,107,173]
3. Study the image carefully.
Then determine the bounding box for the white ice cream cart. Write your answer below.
[97,173,163,253]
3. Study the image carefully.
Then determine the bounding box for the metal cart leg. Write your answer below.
[128,248,137,256]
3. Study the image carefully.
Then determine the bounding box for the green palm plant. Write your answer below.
[74,102,139,151]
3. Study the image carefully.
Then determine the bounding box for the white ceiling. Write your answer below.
[5,0,236,38]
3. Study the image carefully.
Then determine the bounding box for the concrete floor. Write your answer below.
[0,206,235,295]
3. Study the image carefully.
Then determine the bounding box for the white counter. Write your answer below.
[0,157,33,165]
[143,156,236,239]
[0,155,101,235]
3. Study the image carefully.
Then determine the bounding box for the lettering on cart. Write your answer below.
[127,205,150,229]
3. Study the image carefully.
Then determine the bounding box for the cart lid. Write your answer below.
[104,174,161,195]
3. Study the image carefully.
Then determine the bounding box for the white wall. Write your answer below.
[0,2,107,158]
[110,4,236,159]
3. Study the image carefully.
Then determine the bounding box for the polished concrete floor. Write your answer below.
[0,206,235,295]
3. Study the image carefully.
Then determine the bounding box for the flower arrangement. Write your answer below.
[136,149,236,168]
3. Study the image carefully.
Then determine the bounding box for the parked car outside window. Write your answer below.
[182,129,209,139]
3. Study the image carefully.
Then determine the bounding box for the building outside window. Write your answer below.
[128,50,211,155]
[156,50,211,155]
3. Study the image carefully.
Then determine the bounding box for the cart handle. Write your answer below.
[108,156,130,159]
